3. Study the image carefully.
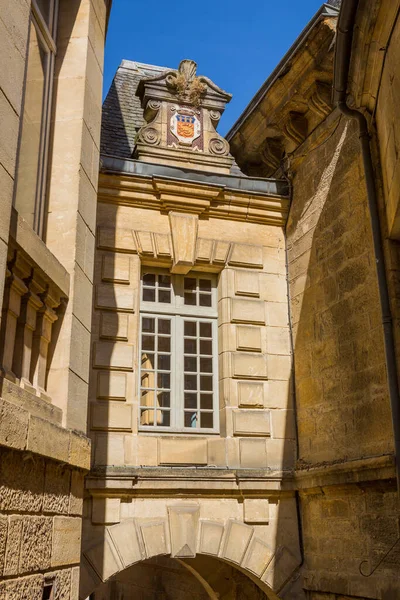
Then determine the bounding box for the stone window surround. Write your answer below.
[138,268,219,434]
[13,0,59,238]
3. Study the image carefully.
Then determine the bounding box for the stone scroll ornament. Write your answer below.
[134,58,234,168]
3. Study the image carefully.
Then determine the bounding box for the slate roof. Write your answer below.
[100,60,170,157]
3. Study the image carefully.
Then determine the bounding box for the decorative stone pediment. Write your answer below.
[135,59,234,174]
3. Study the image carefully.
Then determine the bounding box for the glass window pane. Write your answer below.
[184,292,196,306]
[184,338,197,354]
[184,393,197,409]
[143,288,156,302]
[158,274,171,287]
[199,279,212,292]
[157,373,170,389]
[158,336,171,352]
[200,375,213,391]
[158,290,171,303]
[199,294,212,307]
[157,392,170,407]
[142,317,155,333]
[158,354,171,371]
[200,357,213,373]
[184,374,197,390]
[200,412,213,428]
[140,409,152,426]
[143,273,156,286]
[161,411,171,427]
[184,321,197,337]
[200,394,213,410]
[158,319,171,334]
[185,412,198,428]
[141,352,155,371]
[14,21,49,230]
[140,390,154,407]
[140,372,153,388]
[142,335,155,351]
[184,356,197,372]
[200,322,212,338]
[184,277,196,290]
[200,339,212,355]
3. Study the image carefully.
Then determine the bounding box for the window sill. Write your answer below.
[10,209,70,299]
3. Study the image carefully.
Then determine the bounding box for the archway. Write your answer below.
[80,510,301,599]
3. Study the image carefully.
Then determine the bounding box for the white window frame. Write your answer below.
[139,268,219,434]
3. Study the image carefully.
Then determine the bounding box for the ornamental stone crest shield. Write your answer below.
[170,107,201,145]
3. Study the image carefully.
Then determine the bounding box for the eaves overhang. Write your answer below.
[226,3,340,143]
[99,155,290,227]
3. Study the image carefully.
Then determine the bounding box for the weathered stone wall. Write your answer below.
[287,114,392,465]
[0,447,84,599]
[287,113,400,597]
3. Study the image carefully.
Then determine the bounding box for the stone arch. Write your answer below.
[80,505,300,599]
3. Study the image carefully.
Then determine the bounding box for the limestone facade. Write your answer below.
[0,0,109,598]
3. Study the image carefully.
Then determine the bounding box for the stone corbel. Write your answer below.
[260,137,285,177]
[309,80,332,118]
[283,111,308,147]
[169,212,198,274]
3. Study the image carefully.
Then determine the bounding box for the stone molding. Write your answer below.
[81,507,301,598]
[0,395,90,470]
[98,173,289,226]
[97,225,265,272]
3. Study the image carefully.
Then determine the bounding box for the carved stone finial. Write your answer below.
[166,59,207,107]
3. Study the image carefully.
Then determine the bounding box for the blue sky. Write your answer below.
[103,0,328,136]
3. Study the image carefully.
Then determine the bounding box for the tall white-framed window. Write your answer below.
[14,0,58,238]
[139,268,219,433]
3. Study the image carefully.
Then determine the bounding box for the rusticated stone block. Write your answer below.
[234,270,260,297]
[95,284,135,312]
[27,416,70,463]
[158,438,207,465]
[91,401,132,431]
[69,432,91,470]
[99,312,129,341]
[243,499,270,524]
[92,497,121,525]
[238,381,264,407]
[43,462,71,514]
[243,537,274,577]
[222,520,254,564]
[236,325,262,351]
[138,519,169,557]
[97,227,136,252]
[19,516,52,573]
[69,470,84,516]
[4,515,23,576]
[108,520,143,568]
[0,449,44,512]
[240,438,268,468]
[232,353,268,379]
[51,517,82,567]
[233,410,271,436]
[0,574,43,600]
[102,253,130,283]
[93,341,134,370]
[0,516,7,574]
[85,536,122,582]
[48,568,71,600]
[97,371,127,399]
[0,398,29,450]
[199,520,224,556]
[229,243,263,268]
[231,299,265,324]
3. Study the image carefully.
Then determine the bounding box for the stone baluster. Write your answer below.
[12,278,44,392]
[0,269,28,381]
[30,291,58,400]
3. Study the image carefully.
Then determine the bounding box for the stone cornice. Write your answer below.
[98,171,290,226]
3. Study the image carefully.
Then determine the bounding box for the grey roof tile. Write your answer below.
[100,60,170,157]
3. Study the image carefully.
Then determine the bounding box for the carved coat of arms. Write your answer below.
[170,107,201,145]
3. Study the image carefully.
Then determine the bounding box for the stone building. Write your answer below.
[0,0,110,598]
[2,0,400,599]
